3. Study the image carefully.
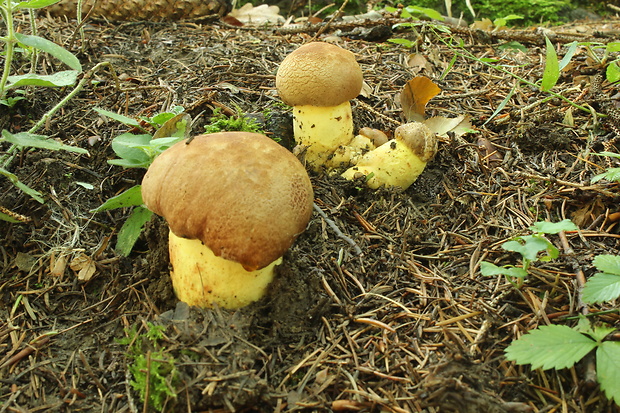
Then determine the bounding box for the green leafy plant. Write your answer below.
[579,41,620,84]
[506,319,620,405]
[591,152,620,183]
[0,0,91,213]
[203,107,264,134]
[480,219,578,287]
[581,255,620,304]
[91,106,190,255]
[118,323,178,411]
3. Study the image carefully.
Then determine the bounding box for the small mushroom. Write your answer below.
[276,42,363,169]
[141,132,314,309]
[341,122,437,190]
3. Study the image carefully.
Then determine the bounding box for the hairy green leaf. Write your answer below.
[593,254,620,275]
[116,206,153,256]
[93,108,143,129]
[592,168,620,183]
[2,130,88,154]
[6,70,79,89]
[91,185,143,212]
[15,33,82,71]
[582,273,620,304]
[0,166,44,203]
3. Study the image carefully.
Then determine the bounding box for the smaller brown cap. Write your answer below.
[394,123,438,163]
[141,132,314,271]
[276,42,363,107]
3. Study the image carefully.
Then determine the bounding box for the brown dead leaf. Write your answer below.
[400,76,441,122]
[406,53,429,75]
[471,18,494,31]
[69,253,97,281]
[49,252,68,277]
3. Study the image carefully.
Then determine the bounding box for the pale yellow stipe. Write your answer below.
[168,231,280,309]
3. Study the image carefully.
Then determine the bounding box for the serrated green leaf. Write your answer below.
[93,108,143,129]
[592,168,620,183]
[116,206,153,256]
[529,219,578,234]
[541,36,560,91]
[15,33,82,71]
[593,255,620,275]
[91,185,143,213]
[585,325,616,342]
[582,273,620,304]
[505,325,596,370]
[6,70,79,89]
[2,130,88,154]
[597,341,620,404]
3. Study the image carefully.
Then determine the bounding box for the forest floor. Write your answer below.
[1,5,620,413]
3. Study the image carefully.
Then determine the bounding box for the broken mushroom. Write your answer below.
[276,42,363,169]
[341,122,438,190]
[141,132,314,309]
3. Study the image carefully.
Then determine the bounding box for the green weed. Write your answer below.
[118,323,178,411]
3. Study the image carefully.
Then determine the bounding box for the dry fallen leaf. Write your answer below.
[423,114,472,137]
[228,3,284,25]
[69,253,97,281]
[406,53,430,75]
[400,76,442,122]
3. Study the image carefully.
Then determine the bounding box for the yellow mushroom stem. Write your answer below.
[168,231,280,309]
[325,134,376,169]
[292,101,354,169]
[341,122,437,190]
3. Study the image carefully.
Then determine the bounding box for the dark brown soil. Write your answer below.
[1,6,620,413]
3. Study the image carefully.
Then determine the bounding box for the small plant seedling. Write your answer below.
[91,106,190,255]
[480,219,578,287]
[118,323,178,411]
[591,152,620,183]
[506,319,620,405]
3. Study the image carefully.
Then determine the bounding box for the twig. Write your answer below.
[313,203,362,256]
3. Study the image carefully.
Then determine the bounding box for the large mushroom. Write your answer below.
[141,132,314,309]
[276,42,363,169]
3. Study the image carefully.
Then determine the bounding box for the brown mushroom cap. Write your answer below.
[141,132,314,271]
[276,42,363,107]
[394,123,438,163]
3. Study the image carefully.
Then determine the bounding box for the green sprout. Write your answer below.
[118,323,178,411]
[480,219,578,287]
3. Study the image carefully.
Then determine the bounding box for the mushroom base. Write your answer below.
[292,101,354,169]
[168,231,280,309]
